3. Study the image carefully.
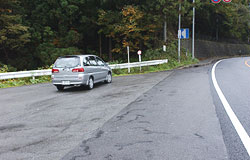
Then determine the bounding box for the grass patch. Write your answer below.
[112,56,199,76]
[0,76,51,89]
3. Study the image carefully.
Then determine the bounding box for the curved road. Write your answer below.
[211,57,250,160]
[0,57,250,160]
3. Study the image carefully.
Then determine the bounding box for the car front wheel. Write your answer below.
[105,72,112,83]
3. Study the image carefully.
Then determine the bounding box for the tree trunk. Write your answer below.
[108,37,112,61]
[1,44,9,63]
[140,40,143,51]
[216,17,219,41]
[99,34,102,57]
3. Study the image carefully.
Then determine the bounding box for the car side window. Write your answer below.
[89,56,97,66]
[83,57,91,66]
[96,57,105,66]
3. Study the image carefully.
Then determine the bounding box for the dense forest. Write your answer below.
[0,0,250,70]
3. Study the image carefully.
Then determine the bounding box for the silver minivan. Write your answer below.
[51,55,112,91]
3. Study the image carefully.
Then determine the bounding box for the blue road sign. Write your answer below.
[178,28,189,39]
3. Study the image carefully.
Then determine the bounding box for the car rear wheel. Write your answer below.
[56,85,64,91]
[88,77,94,90]
[105,72,112,83]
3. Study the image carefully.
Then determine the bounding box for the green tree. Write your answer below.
[0,0,30,65]
[0,0,248,70]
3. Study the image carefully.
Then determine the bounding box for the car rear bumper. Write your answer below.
[52,74,88,86]
[52,81,86,86]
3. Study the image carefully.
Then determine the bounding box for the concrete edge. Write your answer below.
[178,55,250,70]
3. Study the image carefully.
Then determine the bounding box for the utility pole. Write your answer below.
[178,2,181,63]
[164,15,167,43]
[192,0,195,59]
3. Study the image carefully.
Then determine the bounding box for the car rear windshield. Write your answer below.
[54,57,80,68]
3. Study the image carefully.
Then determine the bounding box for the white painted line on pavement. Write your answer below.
[212,60,250,156]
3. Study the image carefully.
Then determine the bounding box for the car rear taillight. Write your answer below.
[72,68,84,72]
[52,69,59,73]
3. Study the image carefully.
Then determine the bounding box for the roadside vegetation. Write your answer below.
[112,46,199,76]
[0,76,51,89]
[0,65,51,88]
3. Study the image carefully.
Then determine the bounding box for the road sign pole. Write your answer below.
[178,2,181,63]
[127,46,130,73]
[192,0,195,59]
[138,50,142,72]
[139,54,141,72]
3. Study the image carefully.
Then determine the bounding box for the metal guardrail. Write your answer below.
[109,59,168,69]
[0,59,168,80]
[0,70,52,80]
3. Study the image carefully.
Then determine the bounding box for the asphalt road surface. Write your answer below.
[0,71,172,160]
[1,57,250,160]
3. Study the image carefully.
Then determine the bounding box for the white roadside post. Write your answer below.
[163,45,166,52]
[127,46,130,73]
[137,50,142,72]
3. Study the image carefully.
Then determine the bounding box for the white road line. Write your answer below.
[212,60,250,156]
